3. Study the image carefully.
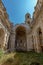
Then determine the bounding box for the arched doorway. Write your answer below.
[15,26,27,51]
[0,28,5,49]
[37,28,43,52]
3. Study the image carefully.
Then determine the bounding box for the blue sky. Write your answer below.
[2,0,37,25]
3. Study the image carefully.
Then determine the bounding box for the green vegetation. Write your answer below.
[0,50,4,58]
[0,51,43,65]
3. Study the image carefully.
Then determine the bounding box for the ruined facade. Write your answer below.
[0,0,11,50]
[0,0,43,53]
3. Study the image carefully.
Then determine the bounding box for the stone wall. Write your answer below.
[31,9,43,53]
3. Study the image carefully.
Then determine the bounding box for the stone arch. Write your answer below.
[0,28,5,49]
[15,26,27,51]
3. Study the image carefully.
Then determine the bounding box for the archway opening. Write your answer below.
[15,26,27,51]
[38,28,43,52]
[0,28,5,49]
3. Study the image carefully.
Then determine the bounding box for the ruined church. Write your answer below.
[0,0,43,53]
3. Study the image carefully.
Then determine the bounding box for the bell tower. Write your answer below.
[25,13,31,25]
